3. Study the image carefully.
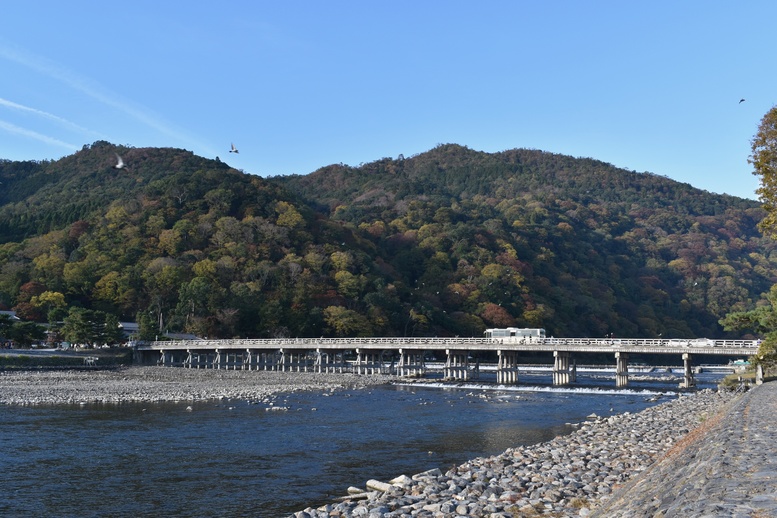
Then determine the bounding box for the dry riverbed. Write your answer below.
[0,366,392,405]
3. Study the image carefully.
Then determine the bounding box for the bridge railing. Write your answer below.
[537,338,759,348]
[145,337,498,349]
[140,336,760,350]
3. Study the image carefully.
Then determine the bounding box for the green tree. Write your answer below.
[323,305,370,337]
[751,106,777,237]
[275,201,304,229]
[721,285,777,367]
[61,307,94,345]
[0,313,16,342]
[100,312,123,344]
[30,290,67,318]
[720,106,777,368]
[8,321,46,346]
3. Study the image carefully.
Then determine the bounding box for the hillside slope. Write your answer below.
[0,142,772,339]
[275,144,774,338]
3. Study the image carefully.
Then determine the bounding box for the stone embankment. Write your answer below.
[593,381,777,517]
[293,387,751,517]
[0,366,391,405]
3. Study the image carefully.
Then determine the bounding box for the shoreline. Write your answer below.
[292,387,744,517]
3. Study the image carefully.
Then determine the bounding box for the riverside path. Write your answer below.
[133,336,760,389]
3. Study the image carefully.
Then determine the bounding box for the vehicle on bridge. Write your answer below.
[484,327,546,343]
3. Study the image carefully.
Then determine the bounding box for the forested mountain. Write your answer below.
[0,141,773,340]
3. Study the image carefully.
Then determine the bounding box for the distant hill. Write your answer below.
[275,144,774,338]
[0,141,772,340]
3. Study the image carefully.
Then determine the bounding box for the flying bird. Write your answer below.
[113,153,127,170]
[739,98,746,104]
[229,143,239,153]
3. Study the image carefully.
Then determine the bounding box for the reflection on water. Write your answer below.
[0,373,718,517]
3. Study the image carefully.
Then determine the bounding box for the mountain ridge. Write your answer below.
[0,141,771,341]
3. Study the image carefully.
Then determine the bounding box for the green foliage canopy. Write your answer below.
[0,141,774,342]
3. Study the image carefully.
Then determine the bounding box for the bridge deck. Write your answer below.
[136,337,758,356]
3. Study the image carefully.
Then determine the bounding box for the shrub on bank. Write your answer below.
[719,369,777,389]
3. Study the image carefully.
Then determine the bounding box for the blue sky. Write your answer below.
[1,1,774,200]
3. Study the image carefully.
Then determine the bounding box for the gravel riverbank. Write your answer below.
[292,387,745,517]
[0,366,393,405]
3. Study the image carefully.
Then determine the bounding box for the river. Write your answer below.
[0,370,724,517]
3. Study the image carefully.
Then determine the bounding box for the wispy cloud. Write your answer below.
[0,44,216,155]
[0,119,79,150]
[0,97,102,137]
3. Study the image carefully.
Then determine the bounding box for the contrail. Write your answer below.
[0,44,216,155]
[0,119,79,151]
[0,97,101,137]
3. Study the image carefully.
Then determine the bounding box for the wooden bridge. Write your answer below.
[134,336,760,388]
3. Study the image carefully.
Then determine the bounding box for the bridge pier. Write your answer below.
[222,351,244,370]
[444,349,470,380]
[553,351,572,385]
[497,350,519,384]
[355,349,384,375]
[397,349,425,377]
[158,349,187,367]
[279,350,313,372]
[615,352,629,387]
[187,351,215,368]
[259,351,281,370]
[315,349,346,373]
[680,353,696,388]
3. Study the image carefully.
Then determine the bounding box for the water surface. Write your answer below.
[0,372,719,517]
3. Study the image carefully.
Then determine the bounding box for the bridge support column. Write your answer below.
[553,351,571,386]
[397,349,425,377]
[264,351,281,371]
[158,350,168,367]
[315,349,345,373]
[615,352,629,387]
[497,350,519,384]
[355,349,383,375]
[444,350,469,380]
[570,359,577,383]
[289,351,309,371]
[680,353,696,388]
[290,352,300,372]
